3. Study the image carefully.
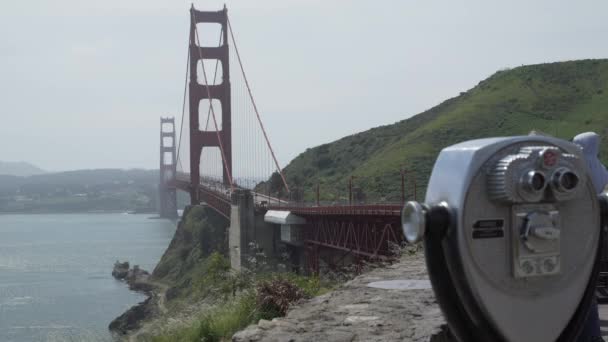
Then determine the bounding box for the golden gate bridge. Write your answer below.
[159,5,412,273]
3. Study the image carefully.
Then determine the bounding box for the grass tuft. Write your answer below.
[152,254,332,342]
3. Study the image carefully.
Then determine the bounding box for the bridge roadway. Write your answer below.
[171,173,287,219]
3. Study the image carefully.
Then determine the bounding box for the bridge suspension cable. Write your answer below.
[200,29,224,185]
[227,17,290,194]
[175,29,222,176]
[175,40,190,173]
[203,29,224,132]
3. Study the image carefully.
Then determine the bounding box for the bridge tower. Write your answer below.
[189,5,232,204]
[159,117,178,219]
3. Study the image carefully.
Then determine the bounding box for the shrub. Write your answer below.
[256,277,304,318]
[193,252,232,296]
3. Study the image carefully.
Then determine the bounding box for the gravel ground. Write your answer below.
[233,252,446,342]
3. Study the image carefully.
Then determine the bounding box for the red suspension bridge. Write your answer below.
[159,5,415,273]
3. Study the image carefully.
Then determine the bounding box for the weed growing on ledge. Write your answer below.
[152,252,333,342]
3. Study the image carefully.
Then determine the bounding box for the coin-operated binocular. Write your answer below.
[401,136,608,342]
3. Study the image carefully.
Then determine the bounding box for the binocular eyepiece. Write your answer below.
[487,147,583,203]
[551,167,580,193]
[521,169,546,193]
[520,166,580,195]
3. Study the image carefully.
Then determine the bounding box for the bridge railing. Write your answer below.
[265,203,402,217]
[305,215,403,260]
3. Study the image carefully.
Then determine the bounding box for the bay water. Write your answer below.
[0,213,176,342]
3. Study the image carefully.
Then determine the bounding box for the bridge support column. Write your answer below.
[229,190,282,271]
[159,117,178,219]
[189,5,232,205]
[229,190,255,271]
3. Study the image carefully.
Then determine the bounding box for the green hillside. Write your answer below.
[279,59,608,202]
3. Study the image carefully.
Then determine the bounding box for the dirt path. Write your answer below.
[233,252,445,342]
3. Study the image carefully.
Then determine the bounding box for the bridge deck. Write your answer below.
[266,204,401,217]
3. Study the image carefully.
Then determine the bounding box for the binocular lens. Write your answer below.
[560,171,578,191]
[530,172,546,191]
[522,170,547,193]
[551,169,580,194]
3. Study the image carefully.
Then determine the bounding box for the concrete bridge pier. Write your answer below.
[229,190,280,271]
[264,210,308,273]
[229,190,254,270]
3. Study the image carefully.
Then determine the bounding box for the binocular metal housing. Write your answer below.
[401,136,607,342]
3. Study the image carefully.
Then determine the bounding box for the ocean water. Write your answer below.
[0,213,176,342]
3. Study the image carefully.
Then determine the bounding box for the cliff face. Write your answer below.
[110,204,331,341]
[109,205,230,338]
[152,205,229,284]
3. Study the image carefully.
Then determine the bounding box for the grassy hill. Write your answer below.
[278,59,608,202]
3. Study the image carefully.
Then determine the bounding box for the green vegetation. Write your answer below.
[152,275,326,342]
[273,59,608,202]
[149,206,331,341]
[152,292,257,342]
[152,206,231,302]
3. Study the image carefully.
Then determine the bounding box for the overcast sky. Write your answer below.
[1,0,608,171]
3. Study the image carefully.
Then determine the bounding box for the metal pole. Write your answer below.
[412,171,417,201]
[348,176,356,206]
[349,178,352,205]
[400,167,406,204]
[316,183,320,206]
[267,183,270,203]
